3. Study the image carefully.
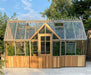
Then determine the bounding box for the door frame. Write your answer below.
[38,34,52,56]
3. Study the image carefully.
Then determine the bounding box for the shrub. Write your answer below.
[76,48,81,55]
[26,42,30,56]
[53,42,60,56]
[7,44,15,56]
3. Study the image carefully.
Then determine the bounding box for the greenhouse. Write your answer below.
[4,20,87,68]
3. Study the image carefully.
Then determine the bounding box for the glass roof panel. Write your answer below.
[55,27,64,39]
[10,23,17,39]
[16,23,26,39]
[64,22,75,39]
[47,22,55,30]
[36,23,44,30]
[26,27,35,39]
[4,20,87,41]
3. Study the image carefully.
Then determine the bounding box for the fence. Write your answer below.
[6,55,85,68]
[87,30,91,56]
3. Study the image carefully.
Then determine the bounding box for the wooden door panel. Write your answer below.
[38,34,52,56]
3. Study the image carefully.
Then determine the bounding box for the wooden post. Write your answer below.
[25,22,27,40]
[30,41,31,56]
[45,25,46,55]
[38,32,39,56]
[14,42,16,56]
[14,22,18,39]
[24,41,26,56]
[85,40,87,55]
[65,41,66,55]
[5,43,8,56]
[60,41,61,56]
[14,22,18,56]
[52,33,53,56]
[4,41,6,56]
[24,23,27,56]
[75,41,77,55]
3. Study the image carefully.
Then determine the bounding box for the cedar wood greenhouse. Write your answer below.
[4,20,87,68]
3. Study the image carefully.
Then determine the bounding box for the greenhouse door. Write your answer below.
[38,34,52,56]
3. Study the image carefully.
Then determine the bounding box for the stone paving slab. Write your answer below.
[3,62,91,75]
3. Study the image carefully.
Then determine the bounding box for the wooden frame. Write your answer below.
[29,23,61,57]
[38,34,52,56]
[29,23,61,41]
[4,20,84,41]
[5,55,85,68]
[4,20,86,68]
[8,20,82,23]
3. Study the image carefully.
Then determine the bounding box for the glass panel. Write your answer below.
[16,23,26,39]
[26,28,35,39]
[63,21,87,40]
[46,42,50,54]
[28,23,35,26]
[10,23,17,39]
[74,22,83,39]
[64,22,75,39]
[39,26,45,33]
[55,27,64,39]
[54,23,63,26]
[16,42,25,54]
[53,34,58,39]
[47,23,55,30]
[26,42,30,56]
[41,42,45,54]
[31,42,38,56]
[53,42,60,56]
[32,34,38,39]
[7,42,15,56]
[66,42,76,55]
[32,45,38,50]
[46,36,50,41]
[41,36,45,41]
[36,23,44,30]
[46,27,51,33]
[61,42,65,55]
[76,40,85,55]
[32,42,37,45]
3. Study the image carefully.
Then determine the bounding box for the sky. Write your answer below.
[0,0,52,20]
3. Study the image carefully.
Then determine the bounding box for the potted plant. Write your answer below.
[33,50,39,56]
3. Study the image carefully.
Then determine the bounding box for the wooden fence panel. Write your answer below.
[6,55,85,68]
[64,55,85,67]
[61,56,65,67]
[6,56,30,68]
[30,56,42,68]
[78,55,85,66]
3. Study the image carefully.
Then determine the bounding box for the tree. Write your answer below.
[41,0,91,30]
[72,0,91,30]
[0,12,17,75]
[0,12,17,54]
[10,12,18,20]
[40,0,73,19]
[0,12,9,54]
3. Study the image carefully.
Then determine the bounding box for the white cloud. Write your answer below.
[17,0,45,20]
[15,3,20,9]
[0,8,5,11]
[17,12,45,20]
[21,0,33,12]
